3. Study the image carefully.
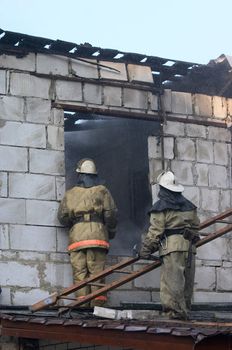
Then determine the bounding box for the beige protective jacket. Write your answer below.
[142,209,200,257]
[58,185,117,252]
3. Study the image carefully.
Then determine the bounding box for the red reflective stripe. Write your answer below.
[68,240,109,251]
[94,295,107,301]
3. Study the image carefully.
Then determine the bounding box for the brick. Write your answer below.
[182,186,200,207]
[52,108,64,126]
[0,121,46,148]
[37,53,69,75]
[1,261,39,287]
[171,161,194,185]
[10,72,51,98]
[123,88,148,109]
[196,140,214,163]
[163,120,185,136]
[208,126,231,142]
[216,268,232,291]
[0,52,35,71]
[9,173,56,200]
[83,83,102,104]
[10,225,56,251]
[197,237,227,260]
[0,224,9,249]
[26,200,60,226]
[176,138,195,161]
[0,146,28,172]
[57,227,69,252]
[214,142,228,165]
[30,149,65,175]
[44,262,73,287]
[0,95,24,122]
[201,188,219,212]
[0,172,7,197]
[185,124,207,138]
[0,198,26,224]
[71,58,98,79]
[55,80,82,101]
[103,86,122,106]
[0,70,6,94]
[195,163,209,186]
[195,266,216,290]
[47,125,64,150]
[127,64,153,83]
[12,289,50,306]
[148,136,174,160]
[25,98,52,124]
[213,96,227,119]
[56,176,66,200]
[99,61,127,81]
[171,91,192,115]
[209,165,228,188]
[193,94,212,117]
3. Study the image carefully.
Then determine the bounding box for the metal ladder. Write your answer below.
[30,208,232,313]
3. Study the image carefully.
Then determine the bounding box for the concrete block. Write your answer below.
[223,261,232,268]
[0,224,9,249]
[176,138,195,161]
[0,198,26,224]
[71,58,98,79]
[18,251,47,261]
[55,80,82,101]
[0,261,40,287]
[193,94,212,117]
[216,268,232,291]
[44,262,73,288]
[163,120,185,136]
[57,227,69,252]
[9,173,56,200]
[26,200,60,226]
[50,252,70,263]
[12,288,50,306]
[197,237,227,260]
[195,266,216,290]
[0,121,46,148]
[0,70,6,94]
[163,89,172,112]
[37,54,69,75]
[52,108,64,126]
[214,142,229,165]
[195,163,209,186]
[99,61,127,81]
[208,126,231,142]
[0,172,7,197]
[0,287,11,305]
[185,124,207,138]
[0,95,24,122]
[183,186,200,207]
[201,188,219,212]
[10,72,51,99]
[227,97,232,116]
[10,225,56,251]
[0,145,28,173]
[0,52,35,71]
[127,64,153,83]
[148,159,164,185]
[213,96,227,119]
[134,265,160,289]
[25,98,52,124]
[196,139,214,163]
[148,136,174,160]
[83,83,102,104]
[193,291,232,303]
[171,161,194,185]
[47,125,64,150]
[103,86,122,106]
[149,92,158,111]
[56,176,66,200]
[30,149,65,175]
[171,91,192,115]
[107,290,151,307]
[123,88,148,109]
[209,165,228,188]
[220,190,231,212]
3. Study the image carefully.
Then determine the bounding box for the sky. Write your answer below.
[1,0,232,65]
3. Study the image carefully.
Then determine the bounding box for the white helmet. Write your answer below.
[76,158,97,175]
[157,171,184,192]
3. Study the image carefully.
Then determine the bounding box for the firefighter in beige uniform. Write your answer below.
[58,159,117,307]
[140,171,200,319]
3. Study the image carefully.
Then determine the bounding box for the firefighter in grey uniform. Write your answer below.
[58,159,117,307]
[140,171,200,319]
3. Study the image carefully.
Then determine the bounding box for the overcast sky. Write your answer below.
[1,0,231,64]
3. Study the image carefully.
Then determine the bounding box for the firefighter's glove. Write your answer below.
[139,245,153,260]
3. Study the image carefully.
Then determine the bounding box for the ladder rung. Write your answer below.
[114,269,132,274]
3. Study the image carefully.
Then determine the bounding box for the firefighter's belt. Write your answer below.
[163,228,185,237]
[73,213,103,224]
